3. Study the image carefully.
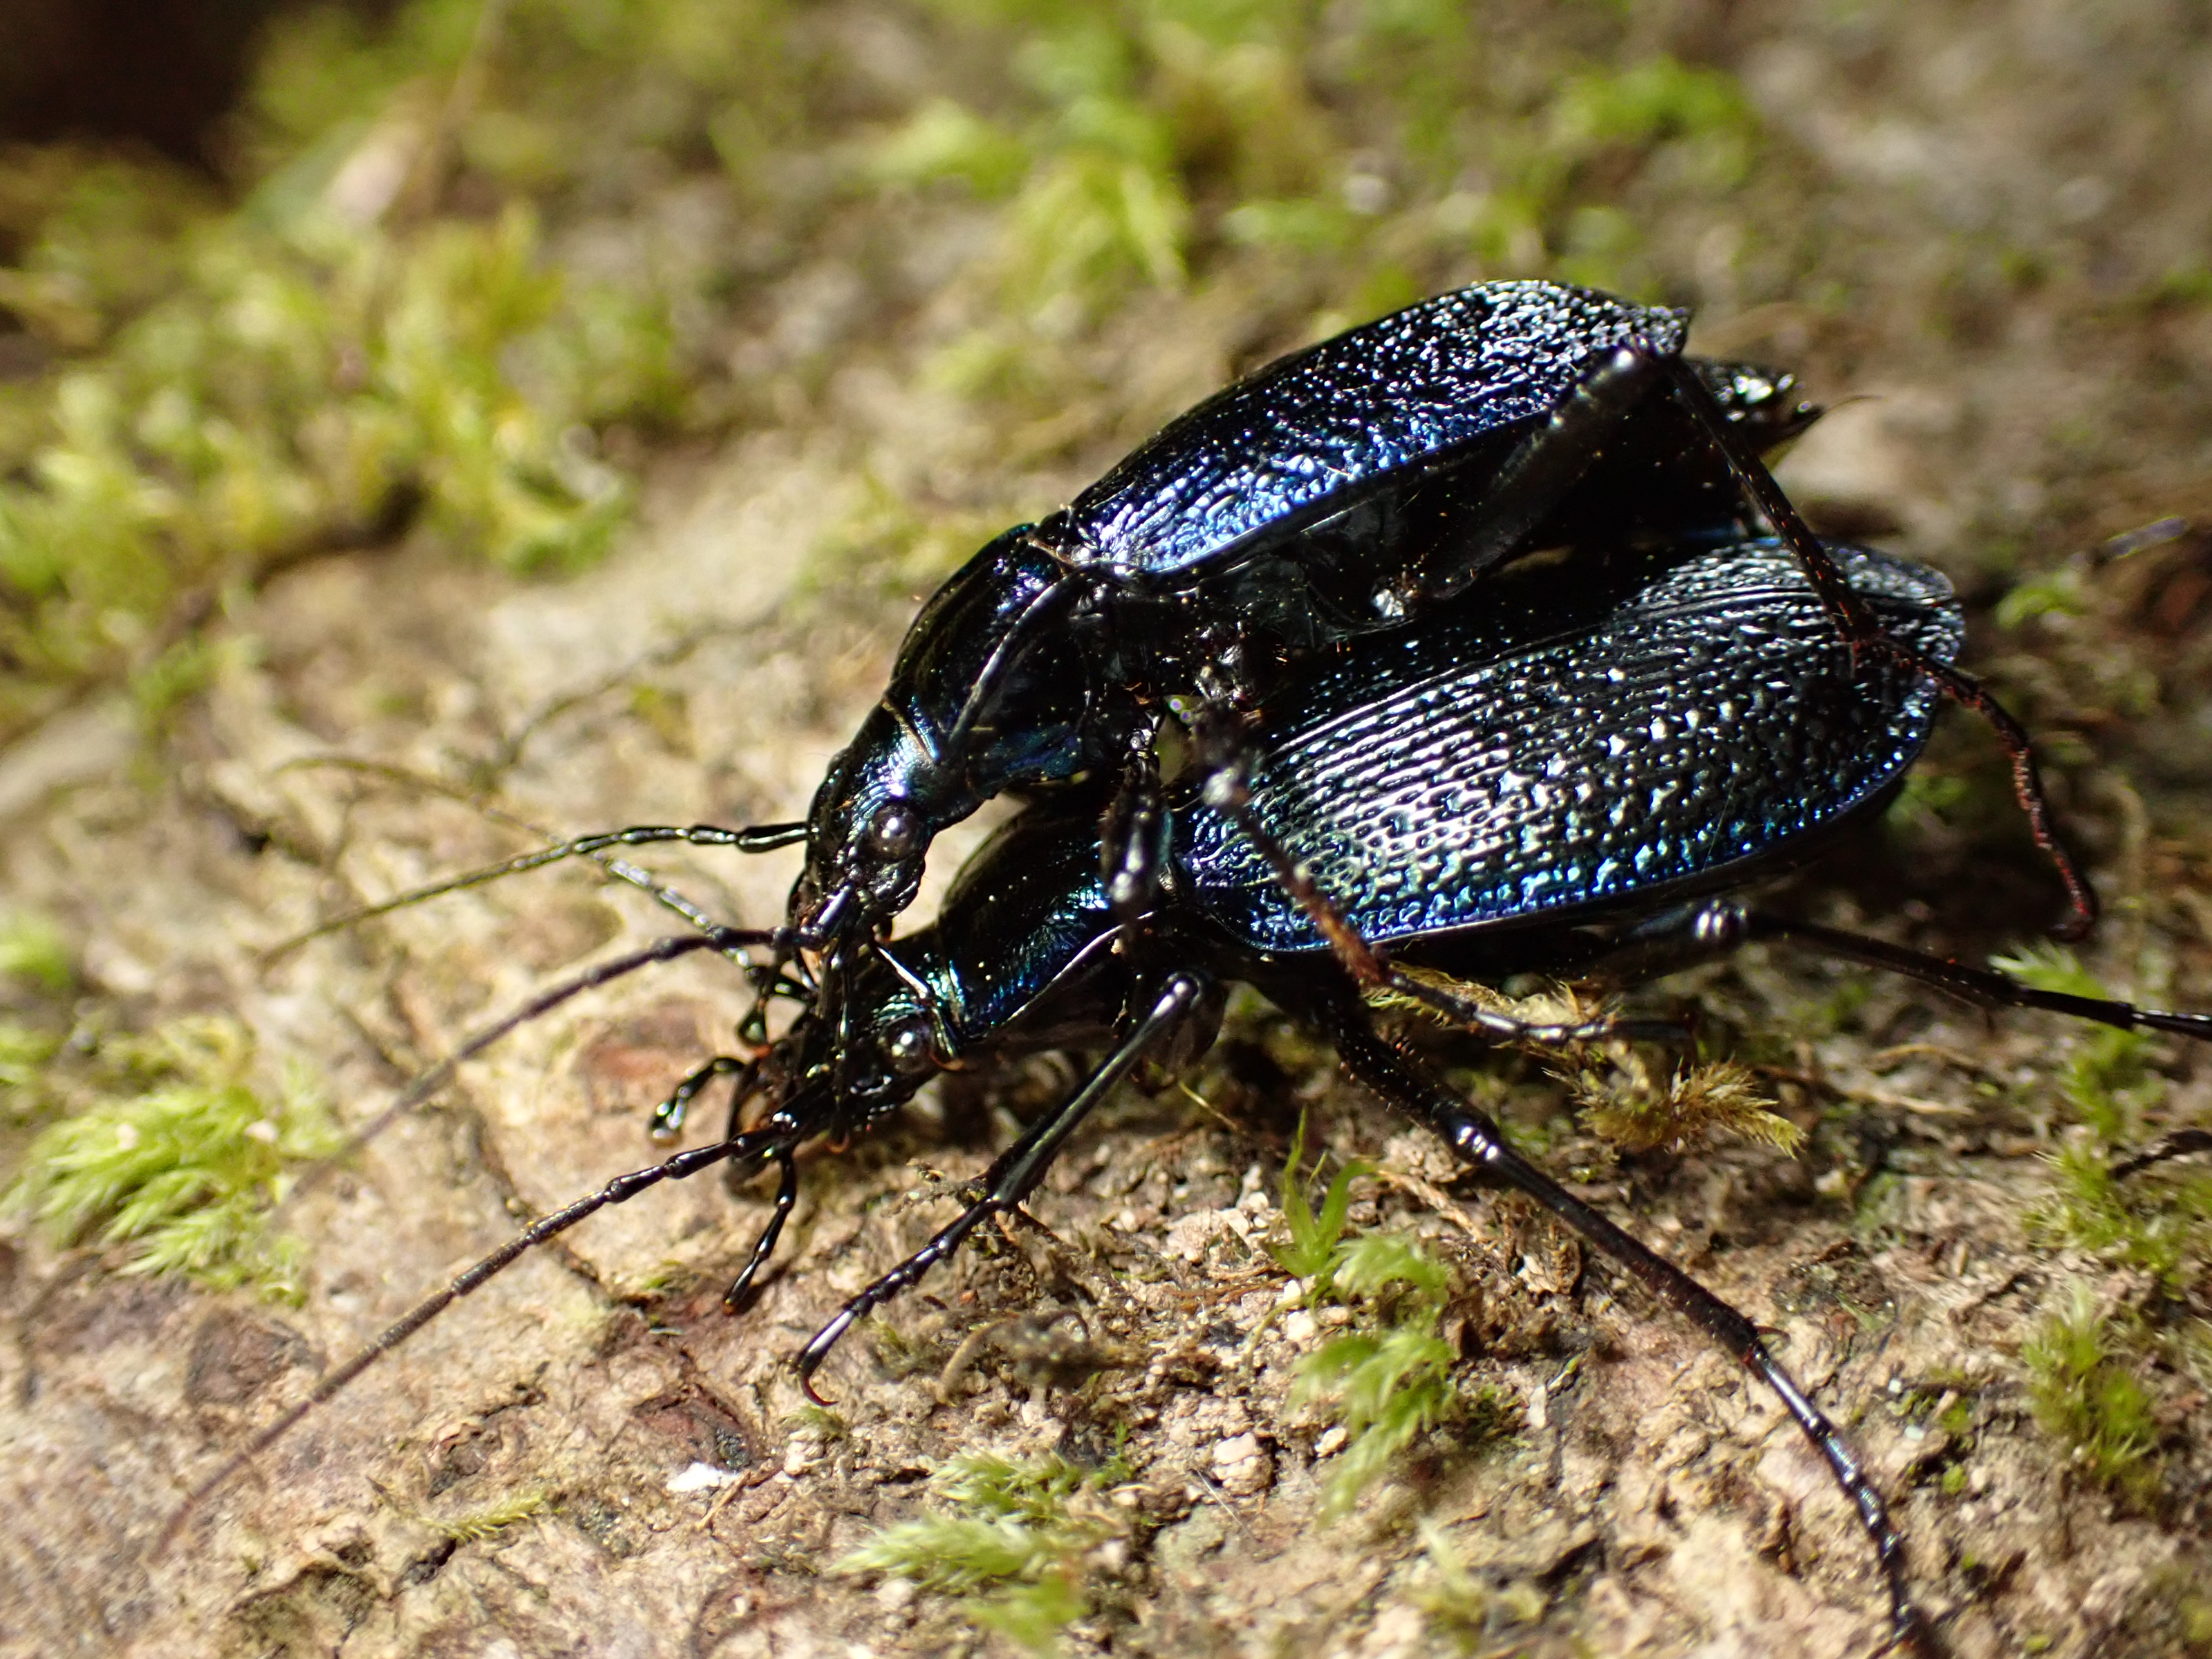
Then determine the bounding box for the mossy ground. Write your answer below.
[3,3,2211,1657]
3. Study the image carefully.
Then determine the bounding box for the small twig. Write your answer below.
[1751,1065,1976,1119]
[1369,1167,1494,1243]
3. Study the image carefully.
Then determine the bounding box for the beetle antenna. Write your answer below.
[271,756,808,950]
[155,1123,787,1558]
[285,928,784,1202]
[262,823,807,964]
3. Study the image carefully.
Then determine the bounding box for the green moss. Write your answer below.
[1413,1519,1545,1655]
[1265,1107,1373,1301]
[0,1023,64,1119]
[2034,1141,2209,1290]
[441,1486,554,1543]
[2022,1281,2159,1504]
[879,5,1766,422]
[0,910,75,998]
[3,1015,337,1298]
[0,0,765,744]
[1291,1229,1503,1519]
[1571,1053,1801,1157]
[0,0,1785,742]
[785,1404,848,1441]
[1993,944,2163,1141]
[838,1449,1135,1655]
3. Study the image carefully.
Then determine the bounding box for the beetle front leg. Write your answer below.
[794,972,1209,1400]
[647,1054,753,1143]
[1100,712,1172,931]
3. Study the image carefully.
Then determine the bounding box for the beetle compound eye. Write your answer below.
[868,802,921,862]
[880,1018,935,1075]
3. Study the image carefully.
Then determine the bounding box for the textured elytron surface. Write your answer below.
[1041,281,1688,577]
[1178,541,1964,950]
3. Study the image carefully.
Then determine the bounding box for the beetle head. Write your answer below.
[770,938,947,1140]
[793,706,952,948]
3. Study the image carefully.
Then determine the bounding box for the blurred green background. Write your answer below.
[6,0,2199,752]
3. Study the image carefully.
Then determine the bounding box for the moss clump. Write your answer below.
[0,171,665,738]
[1265,1107,1373,1302]
[1994,946,2211,1507]
[1569,1052,1800,1157]
[2022,1282,2161,1504]
[1994,943,2165,1142]
[1264,1111,1517,1518]
[0,0,768,744]
[838,1449,1135,1655]
[0,909,75,999]
[870,4,1772,422]
[439,1486,554,1544]
[1292,1229,1500,1519]
[1412,1517,1547,1655]
[3,1015,337,1298]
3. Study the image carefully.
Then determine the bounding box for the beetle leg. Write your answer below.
[723,1142,803,1311]
[794,972,1208,1401]
[1663,359,2099,940]
[941,572,1091,761]
[1100,714,1172,932]
[2109,1129,2212,1180]
[1316,992,1929,1651]
[1744,911,2212,1042]
[1410,343,1672,606]
[648,1053,755,1144]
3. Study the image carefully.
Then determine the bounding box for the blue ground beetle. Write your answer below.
[186,534,2211,1646]
[312,280,2093,1060]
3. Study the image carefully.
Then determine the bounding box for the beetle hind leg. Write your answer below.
[1313,989,1930,1650]
[1746,910,2212,1041]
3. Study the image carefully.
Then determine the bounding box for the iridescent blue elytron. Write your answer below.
[1180,539,1963,949]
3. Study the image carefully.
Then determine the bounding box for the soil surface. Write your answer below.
[3,4,2210,1658]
